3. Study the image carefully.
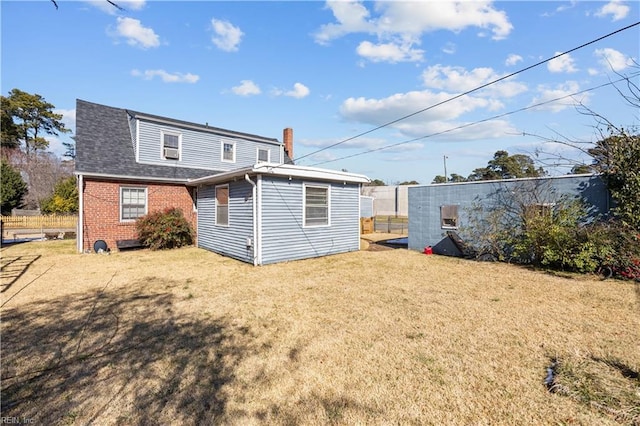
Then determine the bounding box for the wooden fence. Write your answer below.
[360,216,409,234]
[0,215,78,229]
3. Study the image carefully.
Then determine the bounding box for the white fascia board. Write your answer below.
[74,171,190,184]
[256,164,370,184]
[189,164,370,186]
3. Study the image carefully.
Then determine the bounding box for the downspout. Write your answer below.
[244,174,258,266]
[77,174,84,253]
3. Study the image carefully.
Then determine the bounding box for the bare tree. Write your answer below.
[5,149,73,210]
[532,62,640,171]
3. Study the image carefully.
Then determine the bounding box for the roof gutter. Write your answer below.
[74,171,191,184]
[189,163,370,186]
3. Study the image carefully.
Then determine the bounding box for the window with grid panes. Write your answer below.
[304,185,329,226]
[121,187,147,220]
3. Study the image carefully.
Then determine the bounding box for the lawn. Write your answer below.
[1,239,639,425]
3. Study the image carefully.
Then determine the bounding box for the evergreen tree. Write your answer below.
[589,131,640,230]
[1,160,28,215]
[1,89,70,156]
[468,151,545,181]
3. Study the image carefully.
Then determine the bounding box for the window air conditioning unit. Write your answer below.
[164,147,179,159]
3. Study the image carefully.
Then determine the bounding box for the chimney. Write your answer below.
[283,127,293,161]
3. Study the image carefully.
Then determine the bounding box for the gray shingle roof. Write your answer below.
[75,99,290,181]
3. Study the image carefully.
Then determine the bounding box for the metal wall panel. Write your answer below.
[408,175,610,253]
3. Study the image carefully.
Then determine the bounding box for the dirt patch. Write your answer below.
[365,242,395,251]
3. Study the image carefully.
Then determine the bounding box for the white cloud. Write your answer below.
[594,48,634,72]
[505,54,522,66]
[528,81,589,112]
[393,119,517,141]
[231,80,261,96]
[595,0,630,21]
[314,0,513,59]
[337,69,527,141]
[300,136,424,156]
[210,18,243,52]
[314,1,375,45]
[339,90,499,138]
[442,42,456,55]
[131,69,199,83]
[541,1,577,16]
[272,83,310,98]
[54,108,76,132]
[300,136,390,150]
[547,52,578,73]
[114,17,159,49]
[45,135,66,158]
[279,82,310,99]
[356,39,424,63]
[421,65,527,98]
[85,0,145,15]
[309,151,338,162]
[555,1,577,13]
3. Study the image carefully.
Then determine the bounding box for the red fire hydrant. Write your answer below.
[424,246,433,255]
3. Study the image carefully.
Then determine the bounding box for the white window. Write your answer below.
[222,141,235,163]
[162,131,180,160]
[440,205,458,229]
[304,184,329,227]
[120,187,147,221]
[216,185,229,226]
[257,148,269,163]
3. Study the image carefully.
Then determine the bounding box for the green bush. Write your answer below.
[41,176,78,214]
[135,208,194,250]
[587,221,640,280]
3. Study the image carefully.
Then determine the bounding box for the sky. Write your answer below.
[1,1,638,184]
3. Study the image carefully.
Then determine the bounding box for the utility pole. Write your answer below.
[443,155,448,182]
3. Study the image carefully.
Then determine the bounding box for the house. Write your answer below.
[74,100,369,264]
[191,164,368,265]
[407,174,610,256]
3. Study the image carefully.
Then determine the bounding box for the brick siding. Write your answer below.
[82,179,197,252]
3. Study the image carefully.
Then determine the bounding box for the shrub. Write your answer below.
[588,220,640,280]
[41,176,78,214]
[135,208,194,250]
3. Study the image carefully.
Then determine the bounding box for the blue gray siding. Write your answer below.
[137,120,281,171]
[408,175,610,253]
[197,181,255,263]
[260,177,361,265]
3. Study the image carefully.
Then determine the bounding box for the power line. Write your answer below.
[292,20,640,164]
[309,73,639,167]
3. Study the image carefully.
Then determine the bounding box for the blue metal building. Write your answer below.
[408,174,610,255]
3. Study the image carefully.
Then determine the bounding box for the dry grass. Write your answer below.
[1,239,639,425]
